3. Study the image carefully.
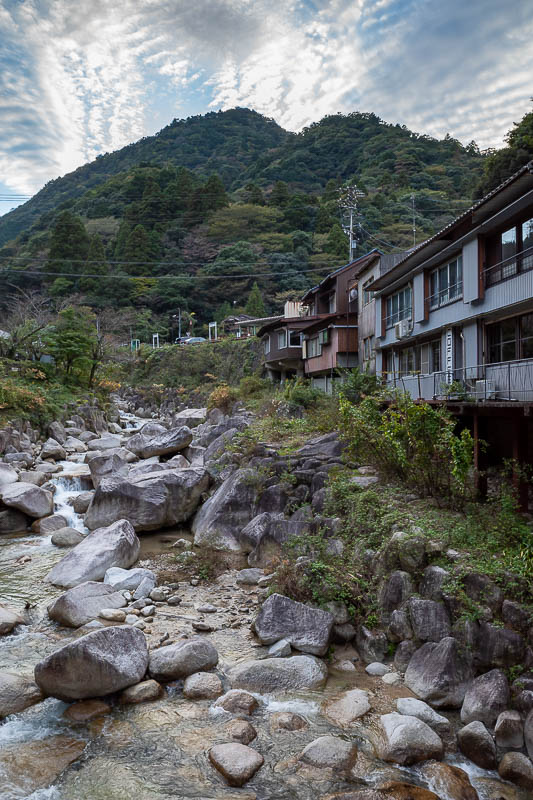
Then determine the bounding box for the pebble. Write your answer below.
[141,605,156,617]
[190,579,200,586]
[133,620,146,630]
[125,614,138,625]
[167,596,182,606]
[196,604,217,613]
[192,621,216,632]
[98,608,127,622]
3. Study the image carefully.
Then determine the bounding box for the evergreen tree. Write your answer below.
[44,306,97,379]
[268,180,290,208]
[242,183,264,205]
[80,234,108,293]
[122,224,160,274]
[48,211,90,274]
[203,174,229,211]
[315,204,334,233]
[245,281,266,317]
[326,222,348,258]
[475,109,533,197]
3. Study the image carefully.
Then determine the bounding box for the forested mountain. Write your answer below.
[0,106,490,341]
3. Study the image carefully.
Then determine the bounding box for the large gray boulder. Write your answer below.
[495,710,524,749]
[396,697,450,735]
[34,626,149,701]
[460,668,510,727]
[0,482,53,518]
[253,593,334,656]
[499,752,533,790]
[525,708,533,760]
[407,597,451,642]
[0,508,28,534]
[40,437,66,461]
[87,435,122,451]
[192,468,259,550]
[173,408,207,428]
[126,426,192,459]
[104,566,156,592]
[229,655,328,692]
[299,735,358,770]
[45,519,140,588]
[0,463,19,487]
[295,432,343,460]
[322,689,370,728]
[0,671,43,719]
[404,637,472,708]
[50,527,84,547]
[48,420,67,444]
[457,720,496,769]
[0,603,25,635]
[203,428,239,464]
[419,565,450,602]
[47,581,127,627]
[240,513,305,567]
[88,453,129,488]
[378,571,414,614]
[148,637,218,681]
[377,712,443,765]
[475,622,526,669]
[356,625,388,664]
[85,468,209,531]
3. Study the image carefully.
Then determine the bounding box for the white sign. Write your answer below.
[445,328,453,384]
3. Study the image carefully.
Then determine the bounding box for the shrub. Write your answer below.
[339,390,475,503]
[238,374,269,398]
[207,383,238,413]
[337,367,380,404]
[283,377,322,409]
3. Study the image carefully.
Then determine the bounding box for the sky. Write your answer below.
[1,0,532,216]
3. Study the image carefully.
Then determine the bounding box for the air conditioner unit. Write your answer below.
[475,380,496,400]
[394,320,411,339]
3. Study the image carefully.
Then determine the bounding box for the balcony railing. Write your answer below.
[483,245,533,288]
[386,358,533,403]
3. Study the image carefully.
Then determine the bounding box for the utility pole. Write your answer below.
[411,194,416,246]
[338,184,365,261]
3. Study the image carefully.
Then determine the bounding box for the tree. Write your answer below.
[122,224,160,274]
[48,211,90,275]
[268,180,290,208]
[245,281,266,317]
[80,234,108,293]
[242,183,264,205]
[326,222,348,258]
[475,109,533,197]
[44,306,98,380]
[315,204,334,233]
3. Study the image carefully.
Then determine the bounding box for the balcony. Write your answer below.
[484,245,533,288]
[386,359,533,403]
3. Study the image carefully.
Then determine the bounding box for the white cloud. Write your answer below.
[0,0,532,200]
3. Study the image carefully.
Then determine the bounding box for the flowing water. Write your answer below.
[0,414,529,800]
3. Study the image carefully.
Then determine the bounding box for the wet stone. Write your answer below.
[209,742,264,787]
[63,699,111,722]
[226,719,257,745]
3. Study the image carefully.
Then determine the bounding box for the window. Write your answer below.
[397,339,441,376]
[277,330,287,349]
[306,336,320,358]
[501,227,518,278]
[328,292,336,313]
[363,336,375,360]
[263,335,270,355]
[363,279,374,305]
[487,313,533,363]
[429,256,463,309]
[289,330,302,347]
[386,285,412,328]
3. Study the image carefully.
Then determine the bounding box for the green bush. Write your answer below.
[207,383,238,413]
[337,367,380,404]
[339,390,474,503]
[282,377,322,409]
[238,374,269,398]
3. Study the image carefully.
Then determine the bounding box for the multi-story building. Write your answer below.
[368,161,533,507]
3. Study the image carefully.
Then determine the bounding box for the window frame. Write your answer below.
[288,330,302,347]
[429,256,463,310]
[277,329,287,349]
[385,285,412,328]
[263,335,270,355]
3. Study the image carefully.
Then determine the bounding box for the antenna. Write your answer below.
[338,184,365,261]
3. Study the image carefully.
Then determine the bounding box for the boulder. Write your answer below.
[322,689,371,728]
[40,438,66,461]
[377,713,443,765]
[183,671,223,699]
[0,671,43,718]
[0,603,24,635]
[463,573,503,613]
[0,735,86,797]
[47,581,127,627]
[63,698,110,722]
[192,468,259,550]
[0,463,19,486]
[498,752,533,790]
[34,626,149,701]
[419,566,449,602]
[119,679,163,704]
[295,432,343,460]
[226,719,257,744]
[407,597,451,642]
[87,435,122,451]
[19,470,47,486]
[48,421,67,444]
[173,408,207,428]
[379,571,414,613]
[380,531,426,574]
[0,481,53,518]
[88,453,128,488]
[229,655,327,692]
[209,742,264,787]
[502,600,531,633]
[299,735,358,770]
[419,762,479,800]
[148,637,218,681]
[127,426,193,459]
[268,639,291,658]
[404,637,472,707]
[460,669,510,727]
[236,568,264,586]
[394,640,418,672]
[495,710,524,749]
[240,512,297,566]
[0,508,28,534]
[51,527,84,547]
[32,514,67,534]
[63,436,87,454]
[104,566,156,592]
[253,593,334,656]
[72,491,94,514]
[214,689,258,715]
[85,468,209,532]
[204,428,239,464]
[457,720,496,769]
[475,622,526,669]
[270,711,308,731]
[356,625,388,663]
[387,610,413,643]
[525,708,533,760]
[45,519,140,588]
[395,698,450,735]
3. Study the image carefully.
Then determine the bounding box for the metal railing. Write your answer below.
[386,358,533,402]
[428,280,463,309]
[484,245,533,287]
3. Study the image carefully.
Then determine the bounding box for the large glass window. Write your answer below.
[386,285,412,327]
[522,218,533,251]
[501,227,518,278]
[277,330,287,349]
[263,335,270,355]
[429,256,463,308]
[397,339,441,376]
[487,319,517,363]
[306,336,320,358]
[289,330,302,347]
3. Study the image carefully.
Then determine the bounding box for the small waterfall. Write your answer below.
[51,475,87,532]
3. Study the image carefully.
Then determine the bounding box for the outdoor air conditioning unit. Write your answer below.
[394,320,411,340]
[475,380,496,400]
